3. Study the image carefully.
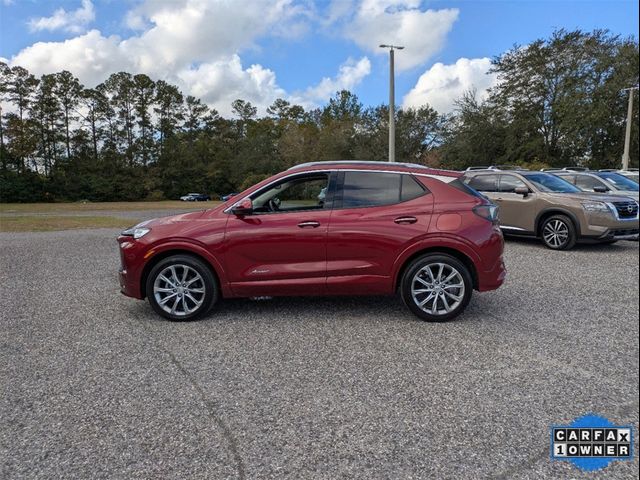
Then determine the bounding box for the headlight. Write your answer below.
[122,223,151,239]
[581,201,611,213]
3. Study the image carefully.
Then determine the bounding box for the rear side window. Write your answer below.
[498,175,528,193]
[467,174,499,192]
[341,172,426,208]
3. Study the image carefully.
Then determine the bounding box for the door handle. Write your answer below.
[298,221,320,228]
[394,216,417,225]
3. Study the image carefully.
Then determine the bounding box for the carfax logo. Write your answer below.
[551,414,634,471]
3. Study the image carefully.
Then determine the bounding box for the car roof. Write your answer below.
[287,160,461,179]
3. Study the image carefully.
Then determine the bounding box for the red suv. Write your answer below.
[118,161,506,322]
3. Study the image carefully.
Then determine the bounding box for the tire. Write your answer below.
[145,254,218,321]
[400,254,473,322]
[540,215,577,250]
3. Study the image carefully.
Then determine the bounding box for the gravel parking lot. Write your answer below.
[1,226,638,479]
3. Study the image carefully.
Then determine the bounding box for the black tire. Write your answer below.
[540,215,577,250]
[145,254,218,321]
[400,253,473,322]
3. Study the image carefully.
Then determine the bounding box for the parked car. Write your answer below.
[220,193,239,201]
[180,193,211,202]
[118,161,506,322]
[551,171,639,202]
[599,169,639,184]
[462,170,639,249]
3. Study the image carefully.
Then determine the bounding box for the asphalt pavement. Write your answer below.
[1,228,638,479]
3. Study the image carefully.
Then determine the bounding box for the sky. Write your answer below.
[0,0,638,116]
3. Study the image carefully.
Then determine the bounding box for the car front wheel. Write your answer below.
[145,254,218,321]
[540,215,576,250]
[400,254,473,322]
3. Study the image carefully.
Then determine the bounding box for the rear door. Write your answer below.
[326,171,433,295]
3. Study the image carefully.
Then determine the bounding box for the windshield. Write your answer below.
[596,172,639,192]
[522,173,582,193]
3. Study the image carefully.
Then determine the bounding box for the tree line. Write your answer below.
[0,29,637,203]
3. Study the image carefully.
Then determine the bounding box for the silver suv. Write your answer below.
[552,171,639,202]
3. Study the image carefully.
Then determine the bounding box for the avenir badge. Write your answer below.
[551,414,634,471]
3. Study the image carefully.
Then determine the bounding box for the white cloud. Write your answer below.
[10,0,313,115]
[28,0,95,34]
[402,57,498,114]
[177,55,287,116]
[340,1,459,71]
[294,56,371,106]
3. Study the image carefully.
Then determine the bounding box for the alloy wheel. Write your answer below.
[411,262,466,316]
[543,220,569,248]
[153,264,206,317]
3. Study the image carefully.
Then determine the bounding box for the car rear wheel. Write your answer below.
[541,215,576,250]
[400,254,473,322]
[146,254,218,321]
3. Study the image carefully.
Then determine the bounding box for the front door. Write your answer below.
[494,174,537,232]
[223,171,334,297]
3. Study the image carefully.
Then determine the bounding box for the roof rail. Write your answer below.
[465,165,529,172]
[287,160,453,172]
[465,166,498,171]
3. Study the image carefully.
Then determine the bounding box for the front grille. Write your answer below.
[612,201,639,219]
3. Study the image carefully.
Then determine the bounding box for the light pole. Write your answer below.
[380,44,404,162]
[621,86,638,171]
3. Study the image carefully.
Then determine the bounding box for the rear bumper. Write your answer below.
[477,256,507,292]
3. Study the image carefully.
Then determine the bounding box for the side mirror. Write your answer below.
[231,198,253,216]
[593,186,608,193]
[514,186,530,197]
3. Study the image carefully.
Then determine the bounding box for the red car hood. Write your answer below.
[142,210,208,227]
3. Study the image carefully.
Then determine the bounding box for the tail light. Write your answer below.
[473,204,499,223]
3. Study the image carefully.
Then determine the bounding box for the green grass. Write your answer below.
[0,200,220,214]
[0,215,135,232]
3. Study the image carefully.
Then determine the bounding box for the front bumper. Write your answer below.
[582,206,639,241]
[117,237,145,299]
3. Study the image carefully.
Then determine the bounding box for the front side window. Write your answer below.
[498,175,528,193]
[251,173,329,213]
[522,173,581,193]
[340,172,425,208]
[575,175,607,191]
[466,174,499,192]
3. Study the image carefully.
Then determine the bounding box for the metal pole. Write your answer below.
[389,48,395,163]
[622,87,637,171]
[380,44,403,162]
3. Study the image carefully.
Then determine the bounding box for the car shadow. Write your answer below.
[504,234,638,252]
